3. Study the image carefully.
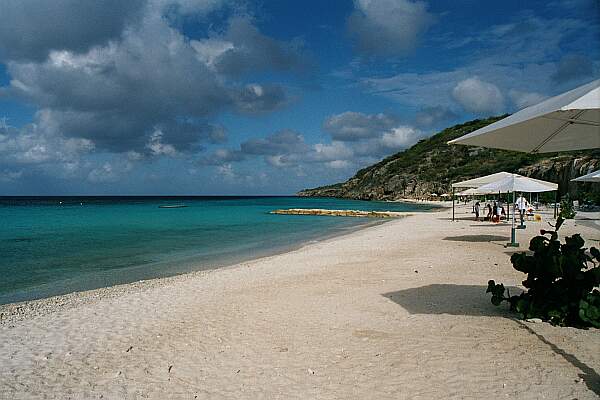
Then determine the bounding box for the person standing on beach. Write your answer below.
[492,201,499,222]
[516,193,528,225]
[474,201,480,221]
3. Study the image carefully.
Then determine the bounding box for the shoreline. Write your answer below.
[1,198,433,306]
[393,198,453,207]
[0,214,393,323]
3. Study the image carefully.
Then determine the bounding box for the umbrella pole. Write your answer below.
[507,190,519,247]
[517,192,526,229]
[452,187,455,222]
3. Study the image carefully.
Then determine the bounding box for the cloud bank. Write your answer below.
[201,111,427,176]
[0,0,309,186]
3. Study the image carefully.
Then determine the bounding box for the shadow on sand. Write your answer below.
[438,216,512,223]
[383,283,600,395]
[383,284,511,317]
[438,216,478,222]
[467,224,510,228]
[443,235,510,242]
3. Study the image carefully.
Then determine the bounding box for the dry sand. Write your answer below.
[1,205,599,399]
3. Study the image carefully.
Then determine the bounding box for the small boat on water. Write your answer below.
[158,204,188,208]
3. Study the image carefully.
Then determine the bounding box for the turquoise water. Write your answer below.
[0,196,433,304]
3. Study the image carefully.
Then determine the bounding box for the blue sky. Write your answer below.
[0,0,598,195]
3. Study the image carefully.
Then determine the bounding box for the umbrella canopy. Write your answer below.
[452,172,513,188]
[457,187,498,196]
[572,169,600,182]
[476,174,557,193]
[448,79,600,153]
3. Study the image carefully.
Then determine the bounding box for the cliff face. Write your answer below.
[298,117,600,201]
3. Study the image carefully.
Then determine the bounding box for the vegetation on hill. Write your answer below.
[299,117,600,203]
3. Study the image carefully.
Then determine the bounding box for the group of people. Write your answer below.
[473,201,505,222]
[473,194,530,223]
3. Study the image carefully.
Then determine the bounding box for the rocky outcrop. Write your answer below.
[270,209,408,218]
[518,156,599,197]
[299,117,600,202]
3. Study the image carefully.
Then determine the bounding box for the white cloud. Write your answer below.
[265,155,290,167]
[551,54,596,84]
[312,142,354,162]
[508,89,547,110]
[87,157,134,183]
[216,163,236,180]
[191,39,235,68]
[146,129,178,157]
[0,169,23,182]
[2,7,293,156]
[88,163,117,183]
[452,77,505,114]
[321,112,425,158]
[127,151,144,161]
[240,129,309,157]
[326,160,352,169]
[414,106,458,128]
[360,12,599,115]
[192,16,308,77]
[198,148,245,165]
[0,113,95,165]
[347,0,435,56]
[362,69,465,108]
[323,111,398,141]
[380,126,424,148]
[151,0,228,15]
[0,0,145,61]
[211,110,427,173]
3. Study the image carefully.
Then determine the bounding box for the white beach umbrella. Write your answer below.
[457,187,499,196]
[452,171,514,189]
[476,174,557,247]
[457,188,478,196]
[475,175,558,193]
[451,172,513,220]
[447,79,600,153]
[571,169,600,183]
[451,172,539,220]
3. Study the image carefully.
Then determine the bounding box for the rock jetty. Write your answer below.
[270,208,408,218]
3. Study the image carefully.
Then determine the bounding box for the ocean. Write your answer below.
[0,196,433,304]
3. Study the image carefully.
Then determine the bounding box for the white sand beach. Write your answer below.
[1,207,599,399]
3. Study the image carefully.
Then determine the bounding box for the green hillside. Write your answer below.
[298,116,600,202]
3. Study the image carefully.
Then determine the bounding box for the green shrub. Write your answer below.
[559,194,577,219]
[487,217,600,327]
[579,290,600,328]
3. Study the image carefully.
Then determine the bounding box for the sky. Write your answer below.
[0,0,598,195]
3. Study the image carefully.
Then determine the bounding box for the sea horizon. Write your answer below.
[0,195,299,199]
